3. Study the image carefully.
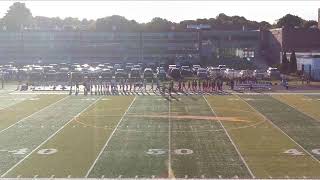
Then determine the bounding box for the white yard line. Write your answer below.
[203,96,255,178]
[1,97,101,178]
[0,95,69,134]
[271,95,320,123]
[85,96,137,178]
[235,94,320,164]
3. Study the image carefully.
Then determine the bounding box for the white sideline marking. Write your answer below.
[0,96,69,135]
[85,96,137,178]
[203,96,255,179]
[1,97,101,177]
[29,98,39,101]
[236,94,320,164]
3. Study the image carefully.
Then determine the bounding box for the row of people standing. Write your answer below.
[175,79,224,92]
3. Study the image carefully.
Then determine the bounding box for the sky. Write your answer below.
[0,1,319,24]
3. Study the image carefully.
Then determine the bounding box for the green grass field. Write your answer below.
[0,88,320,179]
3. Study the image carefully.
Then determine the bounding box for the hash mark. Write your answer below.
[67,175,71,178]
[101,175,105,179]
[151,175,155,179]
[17,175,21,178]
[33,175,38,178]
[135,175,138,178]
[50,175,55,179]
[184,175,188,178]
[118,175,122,178]
[218,175,222,179]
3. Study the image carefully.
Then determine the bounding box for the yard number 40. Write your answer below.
[284,149,320,156]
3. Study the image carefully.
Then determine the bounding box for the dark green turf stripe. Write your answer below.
[170,96,251,178]
[88,96,169,178]
[240,94,320,161]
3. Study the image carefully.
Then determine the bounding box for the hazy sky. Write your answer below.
[0,1,319,24]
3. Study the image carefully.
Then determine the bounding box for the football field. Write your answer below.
[0,90,320,179]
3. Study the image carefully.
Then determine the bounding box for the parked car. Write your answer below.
[197,68,208,79]
[218,65,227,69]
[239,70,254,78]
[169,67,181,79]
[253,69,267,79]
[130,68,141,79]
[267,67,281,79]
[143,68,154,79]
[115,69,127,79]
[180,66,193,78]
[224,68,236,79]
[101,69,113,79]
[208,67,222,78]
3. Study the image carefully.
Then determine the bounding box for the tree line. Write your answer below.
[280,51,297,74]
[0,2,318,32]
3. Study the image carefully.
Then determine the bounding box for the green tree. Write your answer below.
[280,51,289,74]
[96,15,140,32]
[276,14,304,28]
[289,50,297,73]
[145,17,174,32]
[3,2,33,31]
[303,20,318,29]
